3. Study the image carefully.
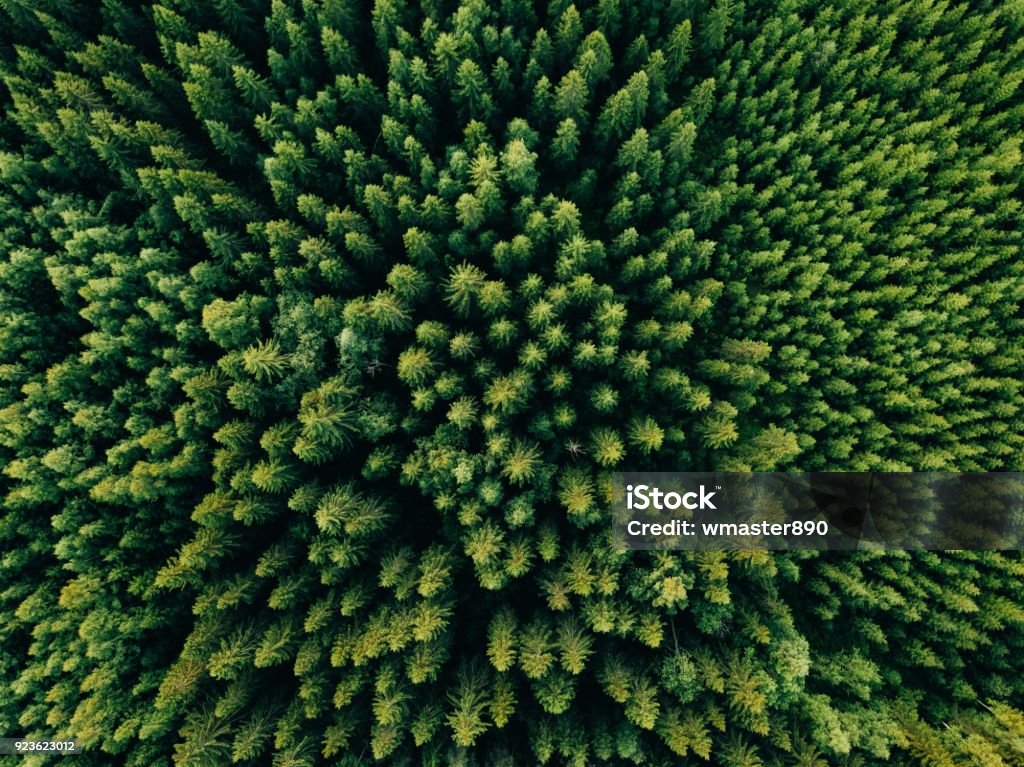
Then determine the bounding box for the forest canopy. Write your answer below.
[1,0,1023,765]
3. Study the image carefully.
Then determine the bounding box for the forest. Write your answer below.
[0,0,1023,765]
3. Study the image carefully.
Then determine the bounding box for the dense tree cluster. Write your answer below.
[1,0,1022,765]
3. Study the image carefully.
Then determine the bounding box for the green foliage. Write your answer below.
[0,1,1022,766]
